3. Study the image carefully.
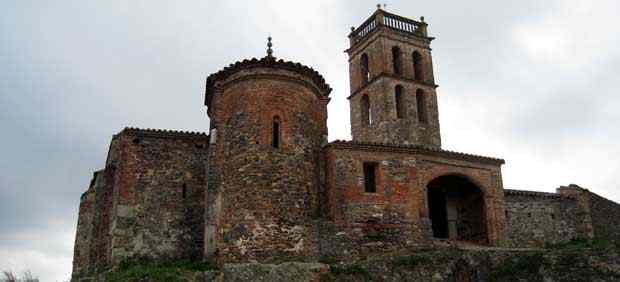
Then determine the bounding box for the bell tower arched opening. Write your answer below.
[427,175,487,244]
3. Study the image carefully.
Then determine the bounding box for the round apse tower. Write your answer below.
[203,41,332,262]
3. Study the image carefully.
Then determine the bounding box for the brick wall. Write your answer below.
[322,141,506,256]
[204,59,331,263]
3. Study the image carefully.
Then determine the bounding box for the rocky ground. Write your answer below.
[101,239,620,282]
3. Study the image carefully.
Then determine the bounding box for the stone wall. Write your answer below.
[347,17,441,148]
[504,190,582,248]
[349,76,440,147]
[322,141,506,257]
[322,147,420,261]
[71,172,97,280]
[586,189,620,242]
[204,59,331,263]
[108,128,209,264]
[71,128,209,280]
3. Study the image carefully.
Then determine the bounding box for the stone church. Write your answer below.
[71,7,620,280]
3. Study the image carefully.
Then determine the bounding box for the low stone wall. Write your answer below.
[318,221,418,263]
[587,190,620,242]
[504,190,582,247]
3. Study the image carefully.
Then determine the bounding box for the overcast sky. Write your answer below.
[2,0,619,281]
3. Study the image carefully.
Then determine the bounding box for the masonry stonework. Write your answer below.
[71,7,620,281]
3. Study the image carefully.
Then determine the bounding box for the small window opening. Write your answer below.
[416,89,428,124]
[182,184,187,199]
[361,95,371,126]
[363,162,378,193]
[392,46,402,75]
[360,53,370,83]
[272,116,281,149]
[132,138,140,144]
[412,51,424,81]
[395,85,405,119]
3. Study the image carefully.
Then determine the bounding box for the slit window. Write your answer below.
[363,162,378,193]
[395,85,405,119]
[412,51,424,81]
[182,184,187,199]
[416,89,427,124]
[392,46,402,75]
[361,95,371,126]
[360,53,370,83]
[272,116,281,148]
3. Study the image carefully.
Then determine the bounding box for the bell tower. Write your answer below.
[347,7,441,148]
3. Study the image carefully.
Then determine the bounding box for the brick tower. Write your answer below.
[203,38,331,262]
[347,7,441,148]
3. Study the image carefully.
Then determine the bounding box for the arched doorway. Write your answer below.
[427,175,487,244]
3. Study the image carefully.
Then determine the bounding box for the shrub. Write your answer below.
[105,260,218,282]
[1,270,39,282]
[392,254,427,268]
[329,264,372,281]
[489,253,545,282]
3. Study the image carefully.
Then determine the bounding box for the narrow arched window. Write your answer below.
[361,94,371,126]
[395,85,405,119]
[412,51,424,81]
[416,89,428,124]
[360,53,370,83]
[392,46,402,75]
[272,116,281,148]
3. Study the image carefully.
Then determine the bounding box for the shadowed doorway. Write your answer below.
[427,175,487,244]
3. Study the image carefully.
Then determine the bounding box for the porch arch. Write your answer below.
[425,174,488,244]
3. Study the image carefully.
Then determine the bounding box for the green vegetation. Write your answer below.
[105,259,218,282]
[364,233,387,242]
[392,253,428,268]
[545,237,611,250]
[489,252,545,282]
[318,255,339,265]
[324,264,372,281]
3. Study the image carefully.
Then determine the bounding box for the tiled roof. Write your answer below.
[504,189,569,199]
[325,140,505,165]
[118,127,208,139]
[204,56,332,108]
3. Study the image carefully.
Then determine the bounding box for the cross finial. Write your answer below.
[267,36,273,58]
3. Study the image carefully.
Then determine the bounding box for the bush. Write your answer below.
[328,264,372,281]
[105,260,218,282]
[392,254,427,268]
[489,253,545,282]
[1,270,39,282]
[546,237,611,250]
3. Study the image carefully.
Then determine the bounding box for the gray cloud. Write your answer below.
[1,0,619,280]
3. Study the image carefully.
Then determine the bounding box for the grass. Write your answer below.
[392,254,428,268]
[545,237,611,250]
[489,252,545,282]
[318,255,339,265]
[326,264,372,281]
[105,259,218,282]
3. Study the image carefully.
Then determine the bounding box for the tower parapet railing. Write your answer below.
[349,9,428,46]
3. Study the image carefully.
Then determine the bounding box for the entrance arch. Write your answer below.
[426,175,487,244]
